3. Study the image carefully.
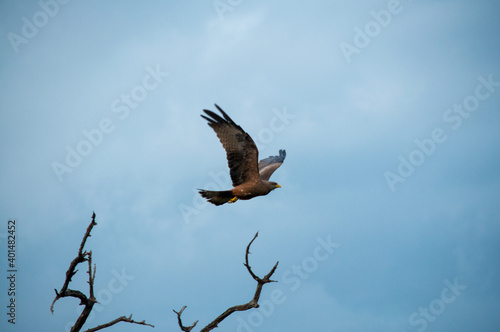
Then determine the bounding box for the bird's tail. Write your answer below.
[198,189,236,206]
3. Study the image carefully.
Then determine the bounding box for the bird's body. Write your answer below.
[232,180,277,199]
[198,105,286,206]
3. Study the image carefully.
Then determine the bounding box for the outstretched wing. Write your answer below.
[258,149,286,181]
[201,104,260,187]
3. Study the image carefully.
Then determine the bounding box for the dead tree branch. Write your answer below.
[51,212,97,332]
[173,306,198,332]
[84,314,154,332]
[51,212,153,331]
[175,232,279,332]
[50,212,97,314]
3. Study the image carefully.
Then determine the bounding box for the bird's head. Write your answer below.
[267,181,282,191]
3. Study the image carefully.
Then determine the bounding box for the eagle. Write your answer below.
[198,105,286,206]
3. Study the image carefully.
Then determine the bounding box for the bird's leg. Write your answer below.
[228,197,238,204]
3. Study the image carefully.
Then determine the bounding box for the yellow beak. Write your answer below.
[276,184,281,188]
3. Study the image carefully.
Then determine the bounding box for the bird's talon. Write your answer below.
[228,197,238,203]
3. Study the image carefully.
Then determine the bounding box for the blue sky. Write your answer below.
[1,0,500,331]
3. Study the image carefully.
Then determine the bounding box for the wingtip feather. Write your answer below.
[280,149,286,159]
[214,104,235,124]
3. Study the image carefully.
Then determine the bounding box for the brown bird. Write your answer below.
[198,105,286,206]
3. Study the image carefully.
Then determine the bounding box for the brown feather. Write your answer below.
[201,105,260,186]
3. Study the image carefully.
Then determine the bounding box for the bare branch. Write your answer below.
[176,232,279,332]
[243,232,260,281]
[72,296,96,332]
[87,251,96,301]
[51,212,153,331]
[71,220,98,332]
[173,306,198,331]
[79,212,97,256]
[51,212,97,314]
[83,314,154,332]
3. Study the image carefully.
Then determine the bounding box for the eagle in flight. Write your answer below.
[198,105,286,206]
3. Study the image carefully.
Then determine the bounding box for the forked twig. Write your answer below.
[173,306,198,331]
[175,232,279,332]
